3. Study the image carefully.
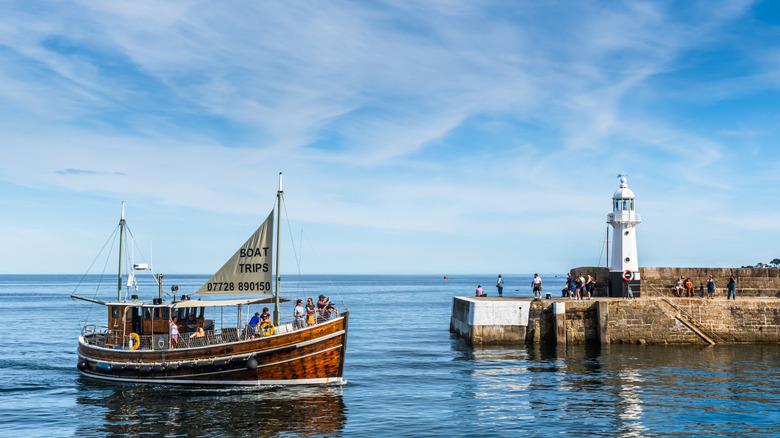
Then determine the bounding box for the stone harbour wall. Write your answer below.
[450,296,780,345]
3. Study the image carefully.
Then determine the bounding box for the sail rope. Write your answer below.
[280,194,347,312]
[71,223,120,328]
[125,224,162,298]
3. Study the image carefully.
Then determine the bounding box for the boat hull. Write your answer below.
[77,313,348,386]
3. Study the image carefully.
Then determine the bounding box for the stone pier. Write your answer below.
[450,296,780,345]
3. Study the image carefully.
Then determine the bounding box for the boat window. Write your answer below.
[161,307,170,320]
[143,307,151,320]
[198,307,204,319]
[154,308,160,320]
[112,306,120,318]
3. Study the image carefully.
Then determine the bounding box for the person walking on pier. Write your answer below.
[566,272,574,299]
[532,274,542,298]
[727,275,737,300]
[707,276,715,299]
[496,275,504,297]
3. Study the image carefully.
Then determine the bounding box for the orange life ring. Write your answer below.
[261,322,275,336]
[129,332,140,350]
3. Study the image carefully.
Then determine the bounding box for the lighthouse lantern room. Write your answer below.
[607,175,641,297]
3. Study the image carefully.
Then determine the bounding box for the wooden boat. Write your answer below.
[72,174,348,386]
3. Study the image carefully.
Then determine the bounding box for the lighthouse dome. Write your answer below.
[612,177,635,200]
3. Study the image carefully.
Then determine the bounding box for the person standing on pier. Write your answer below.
[707,276,715,299]
[496,275,504,297]
[566,272,574,298]
[532,274,542,298]
[727,275,737,300]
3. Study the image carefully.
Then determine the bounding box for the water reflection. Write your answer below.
[75,379,346,437]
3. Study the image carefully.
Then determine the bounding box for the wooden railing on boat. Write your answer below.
[80,313,342,351]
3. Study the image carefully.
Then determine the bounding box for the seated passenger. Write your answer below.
[191,327,205,338]
[259,307,271,324]
[247,312,261,338]
[322,303,338,320]
[185,313,198,336]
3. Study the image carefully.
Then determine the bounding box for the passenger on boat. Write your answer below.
[293,299,306,330]
[306,298,316,326]
[316,295,330,322]
[170,316,179,348]
[260,307,271,324]
[317,294,330,313]
[322,303,338,321]
[185,313,198,336]
[247,312,261,338]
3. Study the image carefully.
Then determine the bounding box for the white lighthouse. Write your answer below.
[607,175,641,296]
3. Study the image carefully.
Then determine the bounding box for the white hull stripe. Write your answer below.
[80,372,346,387]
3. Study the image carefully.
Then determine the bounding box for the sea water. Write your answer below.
[1,274,779,437]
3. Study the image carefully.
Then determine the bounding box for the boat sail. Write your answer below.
[73,173,348,386]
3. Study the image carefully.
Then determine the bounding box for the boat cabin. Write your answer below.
[104,301,207,349]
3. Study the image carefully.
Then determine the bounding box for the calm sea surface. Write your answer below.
[1,274,779,437]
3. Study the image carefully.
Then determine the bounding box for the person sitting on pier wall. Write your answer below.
[685,278,694,297]
[727,275,737,300]
[707,276,715,299]
[475,285,484,296]
[674,277,684,297]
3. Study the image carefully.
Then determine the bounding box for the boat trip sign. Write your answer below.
[195,211,274,294]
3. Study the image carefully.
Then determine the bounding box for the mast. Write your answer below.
[117,202,126,302]
[273,172,283,326]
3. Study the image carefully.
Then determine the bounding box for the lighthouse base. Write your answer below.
[609,272,641,298]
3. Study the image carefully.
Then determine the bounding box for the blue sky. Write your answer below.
[1,1,779,275]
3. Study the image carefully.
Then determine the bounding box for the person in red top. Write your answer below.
[685,278,694,297]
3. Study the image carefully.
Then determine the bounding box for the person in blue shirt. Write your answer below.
[185,313,198,335]
[247,312,261,338]
[293,299,306,330]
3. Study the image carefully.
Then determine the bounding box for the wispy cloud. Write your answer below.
[0,0,778,273]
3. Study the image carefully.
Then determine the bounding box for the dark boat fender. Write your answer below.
[126,364,140,371]
[153,365,165,372]
[246,357,258,370]
[139,365,152,373]
[77,360,88,371]
[96,362,112,373]
[213,358,229,367]
[181,361,195,369]
[230,356,246,365]
[165,363,180,371]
